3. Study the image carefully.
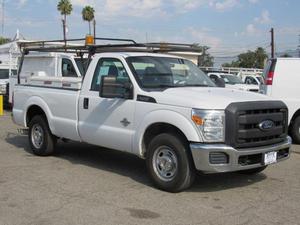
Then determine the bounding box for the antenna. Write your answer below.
[298,33,300,58]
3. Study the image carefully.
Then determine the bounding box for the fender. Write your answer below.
[24,96,56,134]
[133,109,202,157]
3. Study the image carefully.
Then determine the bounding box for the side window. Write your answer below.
[62,58,78,77]
[209,75,218,83]
[91,58,129,91]
[245,77,258,85]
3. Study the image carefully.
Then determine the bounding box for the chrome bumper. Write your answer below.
[190,136,292,173]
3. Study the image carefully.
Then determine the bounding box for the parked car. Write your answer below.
[260,57,300,143]
[208,72,259,92]
[13,42,291,192]
[243,75,264,85]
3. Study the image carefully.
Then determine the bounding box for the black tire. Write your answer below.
[28,115,56,156]
[146,133,195,193]
[238,166,267,175]
[290,116,300,144]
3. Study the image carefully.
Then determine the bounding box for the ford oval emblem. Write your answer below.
[259,120,275,131]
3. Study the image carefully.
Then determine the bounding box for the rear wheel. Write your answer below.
[290,116,300,144]
[146,133,195,192]
[238,166,267,175]
[28,115,56,156]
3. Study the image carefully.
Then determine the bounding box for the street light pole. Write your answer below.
[270,28,275,58]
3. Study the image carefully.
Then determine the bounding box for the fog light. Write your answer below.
[209,152,229,164]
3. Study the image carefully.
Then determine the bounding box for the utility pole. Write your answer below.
[93,19,96,44]
[270,28,275,58]
[1,0,4,36]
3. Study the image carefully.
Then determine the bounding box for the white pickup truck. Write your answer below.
[13,47,291,192]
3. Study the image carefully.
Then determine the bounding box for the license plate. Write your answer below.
[264,152,277,165]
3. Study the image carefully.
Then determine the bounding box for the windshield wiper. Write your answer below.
[143,84,177,89]
[181,84,210,87]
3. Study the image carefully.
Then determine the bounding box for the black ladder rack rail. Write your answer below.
[17,38,202,84]
[19,38,202,54]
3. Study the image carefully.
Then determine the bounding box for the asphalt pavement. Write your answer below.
[0,111,300,225]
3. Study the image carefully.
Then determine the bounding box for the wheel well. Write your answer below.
[291,109,300,123]
[289,109,300,131]
[26,105,46,127]
[142,123,189,157]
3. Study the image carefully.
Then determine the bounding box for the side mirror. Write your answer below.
[100,76,133,99]
[214,77,226,88]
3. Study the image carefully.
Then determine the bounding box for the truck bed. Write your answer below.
[13,84,82,142]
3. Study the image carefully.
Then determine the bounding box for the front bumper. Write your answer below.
[190,136,291,173]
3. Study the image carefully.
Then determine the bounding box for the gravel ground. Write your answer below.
[0,111,300,225]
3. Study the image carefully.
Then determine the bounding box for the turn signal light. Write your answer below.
[192,115,204,126]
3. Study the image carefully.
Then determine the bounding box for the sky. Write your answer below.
[2,0,300,59]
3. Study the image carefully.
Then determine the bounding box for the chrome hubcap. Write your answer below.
[152,146,178,182]
[31,124,44,149]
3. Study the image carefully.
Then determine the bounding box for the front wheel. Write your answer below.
[28,115,56,156]
[146,133,195,192]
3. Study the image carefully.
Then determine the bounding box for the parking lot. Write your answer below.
[0,110,300,225]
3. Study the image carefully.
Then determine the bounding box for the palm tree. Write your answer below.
[82,6,95,35]
[57,0,73,44]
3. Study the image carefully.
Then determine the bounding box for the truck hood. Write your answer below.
[150,87,272,109]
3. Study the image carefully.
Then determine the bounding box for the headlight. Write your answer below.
[192,109,225,142]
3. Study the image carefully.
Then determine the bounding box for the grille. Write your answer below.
[225,101,288,149]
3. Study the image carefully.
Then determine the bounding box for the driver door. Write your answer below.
[78,57,135,153]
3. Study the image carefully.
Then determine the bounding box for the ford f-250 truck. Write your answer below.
[13,40,291,192]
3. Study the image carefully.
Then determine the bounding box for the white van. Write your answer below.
[261,58,300,143]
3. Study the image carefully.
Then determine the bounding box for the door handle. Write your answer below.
[83,98,89,109]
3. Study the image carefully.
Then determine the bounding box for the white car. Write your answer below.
[260,57,300,143]
[13,46,291,192]
[208,72,259,92]
[0,68,17,107]
[243,75,264,85]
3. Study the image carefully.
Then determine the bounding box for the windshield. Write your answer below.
[0,69,10,79]
[220,75,243,84]
[126,56,215,89]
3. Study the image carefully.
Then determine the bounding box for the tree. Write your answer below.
[0,37,11,45]
[57,0,73,43]
[82,6,95,35]
[192,44,214,67]
[222,47,268,69]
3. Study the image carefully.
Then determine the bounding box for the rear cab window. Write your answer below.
[62,58,79,77]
